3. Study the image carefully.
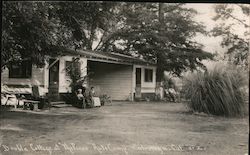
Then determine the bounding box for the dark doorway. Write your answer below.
[48,59,59,101]
[135,68,142,99]
[136,68,141,86]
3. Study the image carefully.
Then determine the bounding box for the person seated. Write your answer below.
[89,87,95,97]
[88,87,101,107]
[164,83,177,102]
[74,83,86,109]
[76,89,84,100]
[84,87,94,108]
[168,87,177,102]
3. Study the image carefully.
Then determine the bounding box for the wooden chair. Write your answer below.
[1,85,19,108]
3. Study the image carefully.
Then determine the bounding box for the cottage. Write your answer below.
[1,49,157,101]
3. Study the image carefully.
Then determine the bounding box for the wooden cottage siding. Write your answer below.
[1,65,45,87]
[88,61,133,100]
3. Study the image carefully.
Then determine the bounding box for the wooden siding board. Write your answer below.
[88,61,133,100]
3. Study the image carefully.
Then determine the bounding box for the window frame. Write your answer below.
[144,68,153,83]
[9,60,32,79]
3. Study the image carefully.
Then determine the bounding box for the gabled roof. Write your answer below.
[59,48,156,66]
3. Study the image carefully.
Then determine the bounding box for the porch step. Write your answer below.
[52,104,72,108]
[50,101,66,105]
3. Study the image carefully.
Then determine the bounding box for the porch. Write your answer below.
[87,60,134,101]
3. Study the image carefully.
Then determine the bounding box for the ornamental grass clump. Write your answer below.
[183,65,247,117]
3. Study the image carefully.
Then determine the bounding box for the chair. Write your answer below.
[2,94,18,108]
[1,85,19,108]
[32,85,40,99]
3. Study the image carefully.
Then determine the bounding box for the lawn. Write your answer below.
[0,102,248,155]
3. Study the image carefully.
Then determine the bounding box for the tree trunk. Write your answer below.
[88,24,96,50]
[156,3,165,82]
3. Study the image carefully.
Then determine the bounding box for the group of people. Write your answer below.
[164,83,178,103]
[74,83,99,109]
[165,86,177,102]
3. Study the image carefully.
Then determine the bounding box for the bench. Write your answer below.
[22,99,40,110]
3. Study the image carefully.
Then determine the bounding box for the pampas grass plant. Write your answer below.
[183,64,247,117]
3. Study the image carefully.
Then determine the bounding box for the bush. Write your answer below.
[163,75,177,90]
[60,94,75,104]
[65,57,84,92]
[99,94,112,106]
[183,64,247,117]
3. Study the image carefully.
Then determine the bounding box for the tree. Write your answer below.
[1,1,120,70]
[211,4,249,67]
[50,1,121,51]
[2,2,69,70]
[98,3,214,79]
[2,2,213,79]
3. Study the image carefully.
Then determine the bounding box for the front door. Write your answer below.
[135,68,142,99]
[48,59,59,101]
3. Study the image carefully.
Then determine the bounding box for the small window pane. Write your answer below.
[144,69,153,82]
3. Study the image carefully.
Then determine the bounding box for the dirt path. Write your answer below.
[0,102,248,155]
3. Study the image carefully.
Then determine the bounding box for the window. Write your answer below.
[9,60,32,78]
[65,60,81,73]
[65,61,71,77]
[144,69,153,82]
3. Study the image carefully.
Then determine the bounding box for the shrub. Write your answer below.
[99,94,112,106]
[163,75,177,90]
[183,64,247,117]
[65,57,85,92]
[60,94,74,104]
[64,57,90,106]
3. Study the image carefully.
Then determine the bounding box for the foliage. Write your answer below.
[2,2,64,69]
[65,57,87,92]
[99,94,112,106]
[2,2,213,78]
[211,4,249,67]
[163,74,177,90]
[100,3,214,78]
[2,1,120,70]
[50,1,120,50]
[183,64,247,117]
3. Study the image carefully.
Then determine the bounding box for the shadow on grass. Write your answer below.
[0,108,83,134]
[0,106,105,132]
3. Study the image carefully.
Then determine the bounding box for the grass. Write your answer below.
[0,102,248,155]
[183,64,248,117]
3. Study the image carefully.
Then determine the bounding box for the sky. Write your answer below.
[185,4,224,55]
[92,3,249,58]
[185,3,249,56]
